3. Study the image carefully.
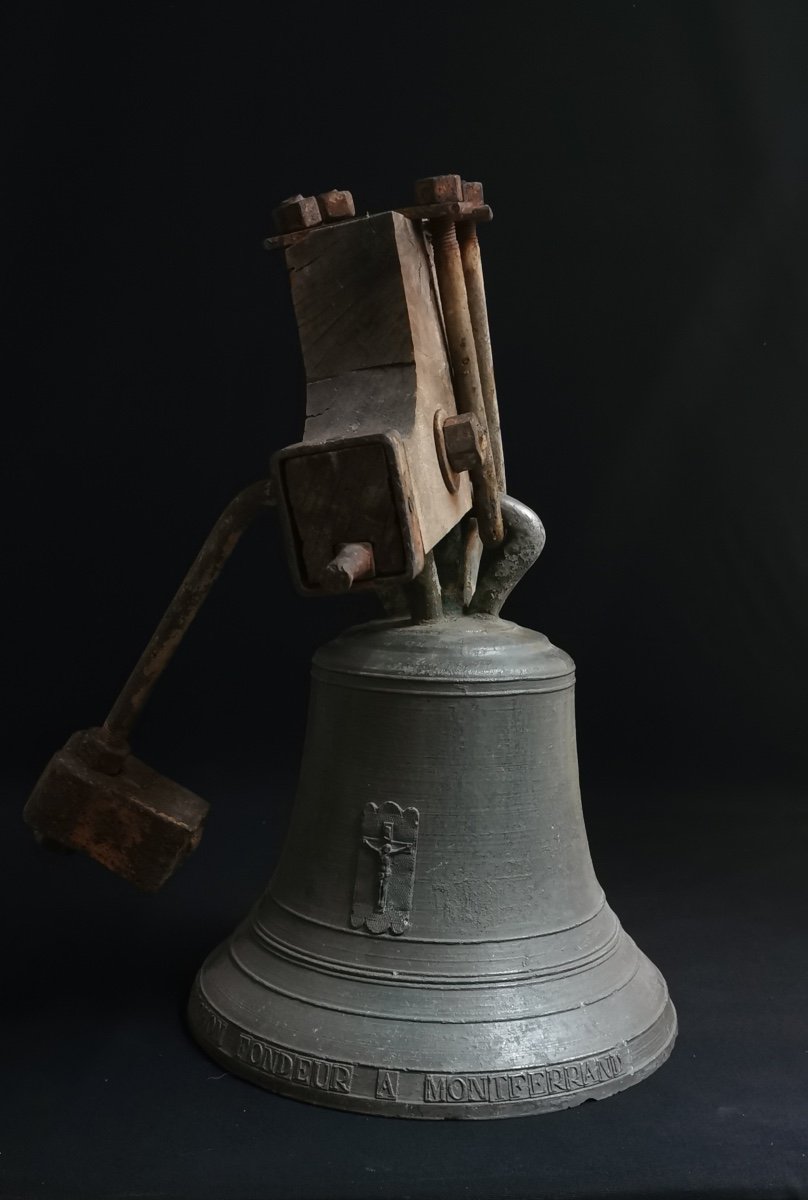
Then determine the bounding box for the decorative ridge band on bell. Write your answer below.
[188,613,676,1118]
[311,615,574,690]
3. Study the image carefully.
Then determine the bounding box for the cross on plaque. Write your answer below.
[363,819,412,912]
[351,801,420,935]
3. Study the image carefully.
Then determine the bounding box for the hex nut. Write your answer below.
[414,174,463,205]
[317,189,355,222]
[462,180,485,206]
[443,412,486,473]
[273,194,323,234]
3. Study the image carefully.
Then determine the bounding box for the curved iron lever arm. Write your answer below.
[103,479,275,745]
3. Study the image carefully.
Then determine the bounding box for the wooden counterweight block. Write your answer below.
[273,211,472,594]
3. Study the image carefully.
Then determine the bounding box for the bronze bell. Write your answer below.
[24,175,675,1118]
[188,593,675,1117]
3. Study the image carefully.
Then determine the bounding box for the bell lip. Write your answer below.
[186,980,677,1120]
[311,615,576,688]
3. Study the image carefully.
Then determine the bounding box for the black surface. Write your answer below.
[4,1,808,1196]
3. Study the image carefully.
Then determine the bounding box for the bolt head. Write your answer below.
[273,194,323,234]
[414,174,463,205]
[443,412,486,474]
[317,189,355,222]
[462,180,485,206]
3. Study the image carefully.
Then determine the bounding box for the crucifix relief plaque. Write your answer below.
[350,801,419,935]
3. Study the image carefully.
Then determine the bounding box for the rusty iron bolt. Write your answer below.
[322,542,376,593]
[317,189,355,222]
[273,194,323,234]
[443,412,487,474]
[414,174,464,206]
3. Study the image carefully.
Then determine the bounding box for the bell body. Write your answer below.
[188,616,675,1118]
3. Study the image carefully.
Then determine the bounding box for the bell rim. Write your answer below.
[187,980,677,1120]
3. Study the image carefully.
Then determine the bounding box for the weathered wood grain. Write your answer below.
[275,211,473,595]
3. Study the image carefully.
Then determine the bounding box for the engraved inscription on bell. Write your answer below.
[350,801,419,934]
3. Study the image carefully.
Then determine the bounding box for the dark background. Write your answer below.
[3,2,807,1197]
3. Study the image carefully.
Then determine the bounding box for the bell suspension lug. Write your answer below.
[467,495,546,617]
